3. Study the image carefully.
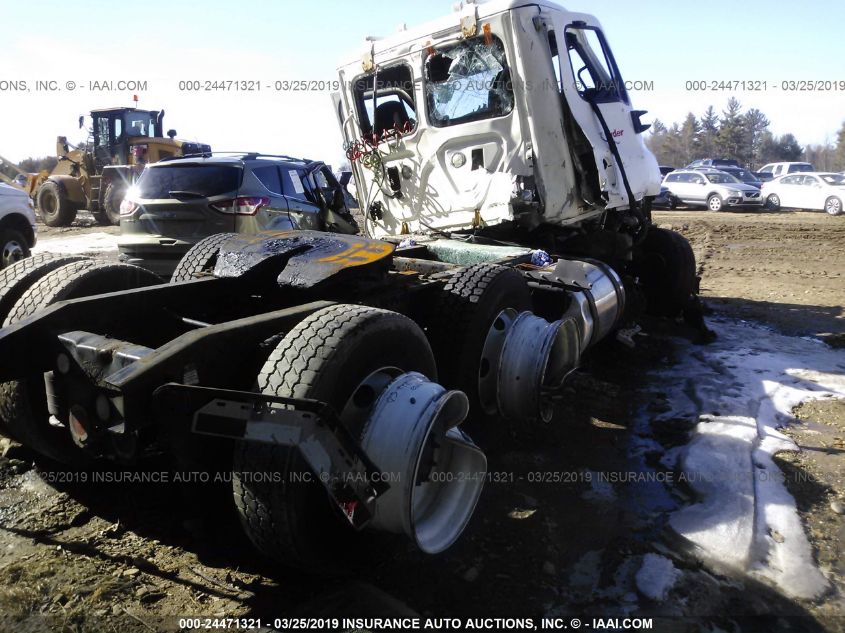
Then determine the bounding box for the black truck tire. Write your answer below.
[232,304,437,573]
[0,254,88,438]
[0,261,161,463]
[100,182,126,226]
[171,233,238,282]
[37,181,78,227]
[637,227,697,318]
[0,254,89,325]
[427,263,531,424]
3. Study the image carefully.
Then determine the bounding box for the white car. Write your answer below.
[761,172,845,216]
[0,183,37,268]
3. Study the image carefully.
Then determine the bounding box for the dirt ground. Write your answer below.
[653,207,845,347]
[0,208,843,632]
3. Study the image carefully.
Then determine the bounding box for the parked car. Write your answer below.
[0,182,37,268]
[118,153,360,277]
[662,169,763,211]
[692,165,762,189]
[12,174,28,188]
[761,172,845,215]
[756,162,814,180]
[652,186,677,209]
[687,158,741,169]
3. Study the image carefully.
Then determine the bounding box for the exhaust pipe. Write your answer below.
[360,372,487,554]
[480,258,625,423]
[552,258,626,348]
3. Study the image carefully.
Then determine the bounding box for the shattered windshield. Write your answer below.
[424,35,514,127]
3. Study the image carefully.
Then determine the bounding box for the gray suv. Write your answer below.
[662,169,763,211]
[118,153,359,277]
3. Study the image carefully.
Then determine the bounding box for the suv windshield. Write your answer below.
[135,164,242,199]
[705,173,740,184]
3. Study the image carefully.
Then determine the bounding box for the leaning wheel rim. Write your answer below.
[1,240,24,267]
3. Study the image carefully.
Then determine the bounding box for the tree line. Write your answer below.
[646,97,845,172]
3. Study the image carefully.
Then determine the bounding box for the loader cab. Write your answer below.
[90,107,163,170]
[335,0,660,237]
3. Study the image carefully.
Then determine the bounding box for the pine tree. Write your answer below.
[715,98,745,163]
[778,134,803,161]
[679,113,701,165]
[699,106,719,158]
[743,108,770,169]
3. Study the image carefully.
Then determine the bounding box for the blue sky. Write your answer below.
[2,0,844,166]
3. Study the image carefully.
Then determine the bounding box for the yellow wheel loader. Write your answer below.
[26,107,210,227]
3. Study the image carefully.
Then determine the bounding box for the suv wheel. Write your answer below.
[0,229,29,268]
[707,194,723,212]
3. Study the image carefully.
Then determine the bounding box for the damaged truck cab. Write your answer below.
[0,1,700,575]
[335,0,661,236]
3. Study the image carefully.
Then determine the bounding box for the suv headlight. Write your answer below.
[728,189,742,197]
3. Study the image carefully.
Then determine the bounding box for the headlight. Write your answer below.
[728,190,742,197]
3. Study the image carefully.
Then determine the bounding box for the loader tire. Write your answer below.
[232,304,436,573]
[637,227,697,318]
[171,232,238,282]
[101,182,126,226]
[91,209,110,226]
[0,261,161,464]
[427,263,531,427]
[37,181,78,227]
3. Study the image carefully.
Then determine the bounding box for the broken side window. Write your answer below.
[424,35,515,127]
[564,26,628,105]
[353,64,417,139]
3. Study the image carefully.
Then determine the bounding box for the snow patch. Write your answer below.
[635,553,681,601]
[33,232,119,255]
[655,319,843,600]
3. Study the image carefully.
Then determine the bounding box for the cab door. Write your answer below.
[547,12,660,209]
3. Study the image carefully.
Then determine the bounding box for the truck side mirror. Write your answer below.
[167,129,177,139]
[631,110,650,134]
